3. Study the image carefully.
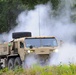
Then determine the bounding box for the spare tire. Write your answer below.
[12,32,32,39]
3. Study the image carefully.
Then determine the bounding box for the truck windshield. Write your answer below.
[25,38,58,48]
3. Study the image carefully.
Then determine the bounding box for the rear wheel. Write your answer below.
[8,58,14,70]
[14,57,22,68]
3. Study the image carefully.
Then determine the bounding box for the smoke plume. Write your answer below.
[1,0,76,42]
[49,43,76,65]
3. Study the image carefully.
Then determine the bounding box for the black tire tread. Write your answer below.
[12,32,32,39]
[8,58,14,70]
[14,57,22,67]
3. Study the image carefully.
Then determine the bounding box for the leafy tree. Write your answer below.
[0,0,24,33]
[1,0,75,33]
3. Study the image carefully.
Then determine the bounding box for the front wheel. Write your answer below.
[14,57,22,68]
[38,54,50,66]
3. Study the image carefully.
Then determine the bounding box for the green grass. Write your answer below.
[0,64,76,75]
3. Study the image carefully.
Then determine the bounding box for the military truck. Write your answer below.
[0,32,59,69]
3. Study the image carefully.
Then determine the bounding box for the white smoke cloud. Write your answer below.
[23,54,38,68]
[1,0,76,42]
[49,43,76,65]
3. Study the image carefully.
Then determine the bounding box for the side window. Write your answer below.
[20,42,24,48]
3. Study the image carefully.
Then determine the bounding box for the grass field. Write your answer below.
[0,64,76,75]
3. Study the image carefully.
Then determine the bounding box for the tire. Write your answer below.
[12,32,32,39]
[38,54,49,65]
[0,62,3,69]
[14,57,22,68]
[8,58,14,70]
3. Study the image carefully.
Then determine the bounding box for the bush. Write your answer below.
[0,64,76,75]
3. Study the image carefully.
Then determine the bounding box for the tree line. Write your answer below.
[0,0,75,33]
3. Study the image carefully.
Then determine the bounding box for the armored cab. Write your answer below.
[0,32,59,69]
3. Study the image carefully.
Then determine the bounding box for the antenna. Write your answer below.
[38,8,42,46]
[38,8,41,36]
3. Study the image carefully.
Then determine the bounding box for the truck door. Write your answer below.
[18,41,25,61]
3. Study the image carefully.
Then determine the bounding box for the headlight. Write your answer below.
[54,49,59,53]
[27,50,31,53]
[27,50,35,53]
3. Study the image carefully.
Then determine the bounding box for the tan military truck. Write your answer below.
[0,32,59,69]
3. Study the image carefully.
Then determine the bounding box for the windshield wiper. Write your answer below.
[43,45,50,47]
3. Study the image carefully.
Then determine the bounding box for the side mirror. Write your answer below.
[60,40,63,46]
[29,45,33,49]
